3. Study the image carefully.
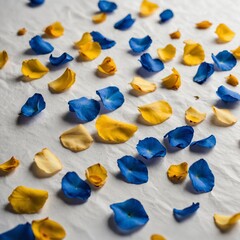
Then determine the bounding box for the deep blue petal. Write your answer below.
[159,9,174,22]
[216,85,240,102]
[173,203,200,222]
[190,135,216,149]
[90,31,116,50]
[117,156,148,184]
[193,62,214,84]
[96,86,124,111]
[211,50,236,71]
[49,53,73,66]
[114,14,135,30]
[0,222,35,240]
[21,93,46,117]
[98,0,117,13]
[189,159,215,193]
[68,97,100,122]
[136,137,166,159]
[29,0,44,6]
[29,35,54,54]
[129,36,152,53]
[110,198,149,232]
[164,126,194,149]
[139,53,164,72]
[61,171,91,201]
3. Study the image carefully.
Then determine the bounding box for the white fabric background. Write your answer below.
[0,0,240,239]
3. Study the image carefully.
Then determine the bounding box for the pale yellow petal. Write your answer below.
[212,106,237,126]
[214,213,240,231]
[215,23,235,43]
[140,0,159,17]
[74,32,93,49]
[79,41,101,61]
[167,162,188,183]
[231,46,240,59]
[0,156,20,173]
[196,20,212,29]
[185,107,206,125]
[162,68,181,90]
[151,234,167,240]
[226,74,239,86]
[44,22,64,38]
[130,76,156,93]
[157,44,176,62]
[92,13,107,23]
[169,30,181,39]
[98,57,117,75]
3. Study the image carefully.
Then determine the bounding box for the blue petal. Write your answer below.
[98,0,117,13]
[110,198,149,232]
[139,53,164,72]
[164,126,194,149]
[0,222,35,240]
[61,171,91,201]
[29,0,44,6]
[29,35,54,54]
[193,62,214,84]
[68,97,100,122]
[216,85,240,102]
[129,36,152,53]
[190,135,216,149]
[189,159,215,193]
[90,31,116,50]
[20,93,46,117]
[159,9,174,22]
[211,50,237,71]
[136,137,166,159]
[117,156,148,184]
[173,203,200,222]
[114,14,135,30]
[96,86,124,111]
[49,53,73,66]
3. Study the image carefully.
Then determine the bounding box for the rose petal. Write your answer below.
[157,44,176,62]
[139,53,164,72]
[212,106,237,126]
[49,53,73,66]
[159,9,174,22]
[211,50,236,71]
[215,23,235,43]
[129,35,152,53]
[130,76,157,93]
[162,68,181,90]
[0,50,8,69]
[226,74,239,86]
[29,35,54,54]
[98,0,117,13]
[216,85,240,102]
[139,0,159,17]
[29,0,44,6]
[185,106,206,125]
[79,41,101,61]
[167,162,188,183]
[231,46,240,59]
[214,213,240,231]
[90,31,116,50]
[0,156,20,173]
[114,14,135,30]
[196,20,212,29]
[169,30,181,39]
[190,135,216,149]
[74,32,93,49]
[92,12,107,24]
[151,234,166,240]
[193,62,214,84]
[98,57,117,75]
[173,203,200,222]
[44,22,64,38]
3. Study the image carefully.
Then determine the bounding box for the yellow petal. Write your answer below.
[44,22,64,38]
[167,162,188,183]
[196,20,212,29]
[0,156,20,173]
[183,40,205,66]
[130,76,156,93]
[138,100,172,125]
[21,59,49,80]
[231,46,240,59]
[157,44,176,62]
[8,186,48,214]
[162,68,181,90]
[185,107,206,125]
[215,23,235,43]
[85,163,108,187]
[48,68,76,93]
[32,217,66,240]
[79,41,101,61]
[214,213,240,231]
[226,74,239,86]
[212,106,237,126]
[17,28,27,36]
[96,115,138,143]
[98,57,117,75]
[0,50,8,69]
[151,234,167,240]
[140,0,159,17]
[92,13,107,23]
[60,124,93,152]
[169,30,181,39]
[34,148,62,177]
[74,32,93,49]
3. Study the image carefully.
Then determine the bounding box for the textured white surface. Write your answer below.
[0,0,240,239]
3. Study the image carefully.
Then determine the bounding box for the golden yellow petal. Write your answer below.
[17,28,27,36]
[32,217,66,240]
[8,186,48,214]
[0,156,20,173]
[130,76,156,93]
[85,163,108,187]
[140,0,159,17]
[74,32,93,49]
[34,148,62,177]
[162,68,181,90]
[167,162,188,183]
[44,22,64,38]
[226,74,239,86]
[48,68,75,93]
[169,30,181,39]
[0,50,8,69]
[185,107,206,125]
[151,234,167,240]
[212,106,237,126]
[79,41,101,61]
[92,13,107,23]
[215,23,235,43]
[214,213,240,231]
[231,46,240,59]
[138,100,173,125]
[196,20,212,29]
[98,57,117,75]
[21,59,49,80]
[60,124,93,152]
[96,115,138,143]
[157,44,176,62]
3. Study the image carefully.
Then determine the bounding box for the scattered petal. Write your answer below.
[162,68,181,90]
[160,9,174,22]
[85,163,108,187]
[129,35,152,53]
[8,186,48,213]
[60,124,93,152]
[110,198,149,232]
[140,0,158,17]
[151,234,166,240]
[92,12,107,24]
[49,53,73,66]
[48,68,76,93]
[74,32,93,49]
[136,137,166,159]
[130,76,156,93]
[189,159,215,193]
[44,22,64,38]
[17,28,27,36]
[231,46,240,59]
[96,86,124,111]
[190,135,216,149]
[167,162,188,183]
[114,14,135,30]
[138,100,172,125]
[196,20,212,29]
[185,107,206,125]
[96,115,138,143]
[90,31,116,49]
[68,97,100,122]
[139,53,164,72]
[193,62,214,84]
[211,50,236,71]
[0,50,8,69]
[29,35,54,54]
[157,44,176,62]
[173,203,200,221]
[226,74,239,86]
[61,171,91,201]
[215,23,235,43]
[216,85,240,102]
[98,57,117,75]
[98,0,117,13]
[79,41,101,61]
[29,0,44,6]
[214,213,240,231]
[164,126,194,149]
[117,156,148,184]
[169,30,181,39]
[0,156,20,173]
[212,106,237,126]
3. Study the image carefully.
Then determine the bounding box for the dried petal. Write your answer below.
[226,74,239,86]
[185,107,206,125]
[17,28,27,36]
[196,20,212,29]
[157,44,176,62]
[92,12,107,24]
[212,106,237,126]
[139,0,159,17]
[169,30,181,39]
[130,76,156,93]
[44,22,64,38]
[98,57,117,75]
[0,157,20,173]
[162,68,181,90]
[167,162,188,183]
[214,213,240,231]
[215,23,235,43]
[0,50,8,69]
